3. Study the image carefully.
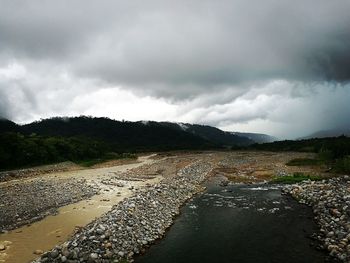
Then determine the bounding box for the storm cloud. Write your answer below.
[0,0,349,138]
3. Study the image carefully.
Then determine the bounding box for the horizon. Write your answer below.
[3,114,349,140]
[0,1,349,139]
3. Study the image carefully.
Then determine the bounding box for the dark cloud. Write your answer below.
[0,0,349,137]
[0,89,11,119]
[1,1,349,87]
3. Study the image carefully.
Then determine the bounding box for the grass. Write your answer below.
[333,156,350,174]
[272,172,323,184]
[286,158,322,166]
[78,152,137,167]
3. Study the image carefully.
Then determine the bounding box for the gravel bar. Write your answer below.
[0,178,98,232]
[284,176,350,262]
[34,161,213,263]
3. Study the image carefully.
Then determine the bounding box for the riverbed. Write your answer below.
[0,155,160,263]
[135,179,332,263]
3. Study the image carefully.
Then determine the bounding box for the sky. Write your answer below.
[0,0,349,139]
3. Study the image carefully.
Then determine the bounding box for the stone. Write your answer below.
[50,250,59,258]
[32,161,214,263]
[96,229,104,235]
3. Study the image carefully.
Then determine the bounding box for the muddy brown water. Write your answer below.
[0,155,161,263]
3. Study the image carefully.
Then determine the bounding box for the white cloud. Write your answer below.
[70,87,178,121]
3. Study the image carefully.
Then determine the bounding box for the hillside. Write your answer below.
[0,117,262,149]
[159,122,254,146]
[231,132,277,143]
[0,117,214,170]
[19,117,214,152]
[0,119,18,133]
[0,116,277,170]
[300,128,350,139]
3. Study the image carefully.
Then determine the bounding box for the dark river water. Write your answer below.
[135,180,332,263]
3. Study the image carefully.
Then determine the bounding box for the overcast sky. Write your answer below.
[0,0,349,138]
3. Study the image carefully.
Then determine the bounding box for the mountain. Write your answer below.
[19,117,214,152]
[0,116,279,170]
[231,132,277,143]
[300,128,350,139]
[0,116,274,153]
[159,122,254,146]
[0,118,19,133]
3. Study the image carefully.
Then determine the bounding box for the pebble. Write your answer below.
[284,176,350,262]
[33,161,213,262]
[90,253,98,259]
[0,178,98,232]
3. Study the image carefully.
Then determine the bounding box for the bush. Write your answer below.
[334,156,350,174]
[272,172,323,184]
[0,132,109,170]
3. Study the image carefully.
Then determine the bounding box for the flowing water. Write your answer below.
[0,155,160,263]
[136,180,331,263]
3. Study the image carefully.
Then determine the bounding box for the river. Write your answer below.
[135,179,331,263]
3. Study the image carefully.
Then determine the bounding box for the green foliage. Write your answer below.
[272,172,323,184]
[251,136,350,155]
[160,122,254,146]
[252,136,350,174]
[0,116,221,170]
[0,132,109,170]
[19,116,216,152]
[333,156,350,173]
[286,158,322,166]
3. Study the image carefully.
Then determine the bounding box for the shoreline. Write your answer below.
[0,155,157,233]
[33,160,214,262]
[1,151,337,263]
[0,178,99,232]
[284,176,350,262]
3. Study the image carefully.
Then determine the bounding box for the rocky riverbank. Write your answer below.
[0,162,81,182]
[0,178,98,232]
[283,176,350,262]
[33,161,213,263]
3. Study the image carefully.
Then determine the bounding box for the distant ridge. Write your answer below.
[158,122,254,146]
[230,132,277,143]
[0,119,18,133]
[300,128,350,139]
[0,117,275,151]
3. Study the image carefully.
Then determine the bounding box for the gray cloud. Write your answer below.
[1,1,350,87]
[0,0,349,137]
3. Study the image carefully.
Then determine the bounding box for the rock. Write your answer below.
[219,178,229,187]
[49,250,59,258]
[285,176,350,262]
[0,244,6,251]
[32,161,213,263]
[96,229,104,235]
[90,253,98,259]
